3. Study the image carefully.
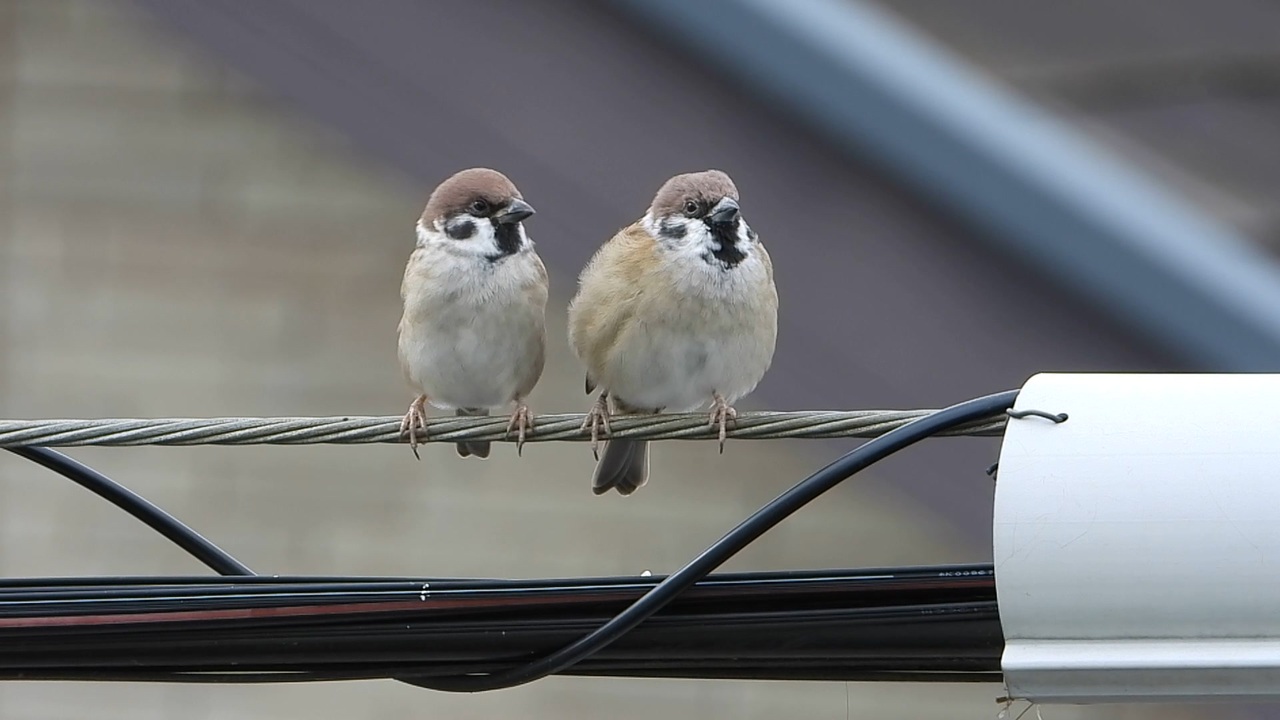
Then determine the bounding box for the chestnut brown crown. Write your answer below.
[422,168,524,223]
[648,170,739,218]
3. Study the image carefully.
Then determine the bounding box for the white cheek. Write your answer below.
[644,213,709,255]
[417,217,501,258]
[468,221,501,255]
[684,221,715,249]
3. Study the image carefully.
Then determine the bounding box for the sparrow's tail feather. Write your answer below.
[454,407,491,459]
[592,439,649,496]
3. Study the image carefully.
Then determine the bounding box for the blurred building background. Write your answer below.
[0,0,1275,718]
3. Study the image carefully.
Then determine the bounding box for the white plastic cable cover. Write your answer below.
[996,373,1280,703]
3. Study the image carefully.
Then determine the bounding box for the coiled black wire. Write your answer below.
[408,389,1018,691]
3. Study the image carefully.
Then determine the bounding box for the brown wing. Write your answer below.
[567,223,656,385]
[514,252,549,399]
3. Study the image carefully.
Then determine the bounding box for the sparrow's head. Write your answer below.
[418,168,535,261]
[644,170,756,268]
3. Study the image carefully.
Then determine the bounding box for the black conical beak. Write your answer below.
[708,197,740,225]
[495,198,535,225]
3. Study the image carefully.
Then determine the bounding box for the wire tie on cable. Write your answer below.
[1005,409,1067,423]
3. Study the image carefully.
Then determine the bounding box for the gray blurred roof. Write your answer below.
[607,0,1280,370]
[878,0,1280,244]
[135,0,1274,540]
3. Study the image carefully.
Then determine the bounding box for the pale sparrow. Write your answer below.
[568,170,778,495]
[398,168,548,459]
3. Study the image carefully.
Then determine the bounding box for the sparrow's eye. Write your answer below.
[683,200,700,217]
[469,199,490,216]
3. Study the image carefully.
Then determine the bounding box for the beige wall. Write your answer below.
[0,2,1202,718]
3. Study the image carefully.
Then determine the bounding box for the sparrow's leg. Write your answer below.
[505,399,535,456]
[399,395,429,460]
[708,392,738,454]
[580,391,613,460]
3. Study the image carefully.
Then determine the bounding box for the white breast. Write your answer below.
[605,252,776,412]
[398,246,545,410]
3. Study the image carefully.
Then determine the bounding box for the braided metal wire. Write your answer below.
[0,411,1006,447]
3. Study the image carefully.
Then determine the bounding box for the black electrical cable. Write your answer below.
[406,389,1018,692]
[0,566,994,613]
[4,389,1013,690]
[0,668,1002,684]
[0,564,1002,681]
[6,447,253,577]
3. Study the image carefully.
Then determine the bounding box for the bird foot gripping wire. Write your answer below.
[580,393,613,460]
[505,402,535,456]
[400,395,430,460]
[708,393,738,453]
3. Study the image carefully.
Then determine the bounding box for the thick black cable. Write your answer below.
[0,668,1001,684]
[407,389,1019,692]
[5,447,253,577]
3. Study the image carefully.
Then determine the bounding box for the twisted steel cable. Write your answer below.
[0,410,1006,447]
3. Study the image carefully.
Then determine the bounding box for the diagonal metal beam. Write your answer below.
[608,0,1280,370]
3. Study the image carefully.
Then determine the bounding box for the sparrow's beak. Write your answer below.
[708,197,740,225]
[495,198,536,225]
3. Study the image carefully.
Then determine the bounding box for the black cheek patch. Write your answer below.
[659,217,687,240]
[446,219,475,240]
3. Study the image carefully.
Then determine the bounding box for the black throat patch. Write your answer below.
[487,220,524,262]
[706,221,746,268]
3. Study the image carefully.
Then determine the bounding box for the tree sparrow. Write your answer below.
[398,168,548,459]
[568,170,778,495]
